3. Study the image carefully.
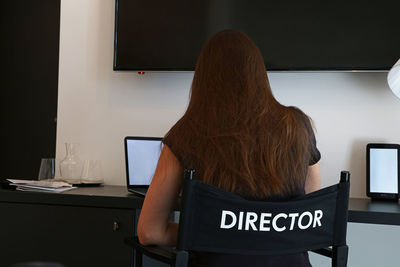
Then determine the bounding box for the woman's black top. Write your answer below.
[163,108,321,267]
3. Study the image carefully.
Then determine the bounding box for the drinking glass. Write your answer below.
[81,160,103,183]
[38,158,56,180]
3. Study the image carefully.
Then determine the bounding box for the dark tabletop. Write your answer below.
[0,185,144,209]
[348,198,400,226]
[2,185,400,225]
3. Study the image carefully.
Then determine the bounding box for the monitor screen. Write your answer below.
[114,0,400,71]
[369,148,398,194]
[126,138,163,186]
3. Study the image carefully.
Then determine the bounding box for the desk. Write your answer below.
[348,198,400,226]
[1,186,399,267]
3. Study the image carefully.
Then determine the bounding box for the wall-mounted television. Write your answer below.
[114,0,400,71]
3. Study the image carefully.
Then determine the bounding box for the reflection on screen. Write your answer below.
[370,148,398,194]
[127,139,163,186]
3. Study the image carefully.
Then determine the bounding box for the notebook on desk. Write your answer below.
[124,136,163,196]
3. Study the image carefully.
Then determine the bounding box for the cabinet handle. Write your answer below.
[113,221,119,231]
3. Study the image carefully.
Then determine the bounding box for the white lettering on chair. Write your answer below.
[313,210,323,227]
[259,213,272,231]
[272,213,287,232]
[288,213,299,230]
[298,211,313,230]
[220,210,324,232]
[245,212,258,231]
[220,210,237,229]
[238,211,244,230]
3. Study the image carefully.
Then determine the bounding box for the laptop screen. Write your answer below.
[125,137,163,186]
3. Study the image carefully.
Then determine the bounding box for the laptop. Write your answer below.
[125,136,163,196]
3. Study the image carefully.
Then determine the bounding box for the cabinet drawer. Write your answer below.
[0,202,135,267]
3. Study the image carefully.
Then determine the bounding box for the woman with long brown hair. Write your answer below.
[137,29,321,266]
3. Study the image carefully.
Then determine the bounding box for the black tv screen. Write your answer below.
[114,0,400,71]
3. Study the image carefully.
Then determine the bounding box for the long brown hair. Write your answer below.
[165,30,313,199]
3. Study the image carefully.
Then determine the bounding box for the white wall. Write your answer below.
[309,223,400,267]
[57,0,400,198]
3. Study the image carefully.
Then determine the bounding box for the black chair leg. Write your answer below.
[332,245,348,267]
[135,250,143,267]
[174,250,189,267]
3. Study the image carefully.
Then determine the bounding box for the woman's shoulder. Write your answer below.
[286,106,312,128]
[162,118,191,167]
[287,106,320,165]
[287,106,307,118]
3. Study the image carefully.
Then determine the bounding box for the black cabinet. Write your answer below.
[0,186,143,267]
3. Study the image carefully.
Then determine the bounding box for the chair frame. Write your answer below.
[125,170,350,267]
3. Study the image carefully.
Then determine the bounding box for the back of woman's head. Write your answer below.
[188,30,275,124]
[166,30,313,199]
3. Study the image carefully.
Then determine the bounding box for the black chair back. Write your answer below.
[126,171,350,267]
[175,170,350,266]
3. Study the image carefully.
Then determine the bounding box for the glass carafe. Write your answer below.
[60,143,84,182]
